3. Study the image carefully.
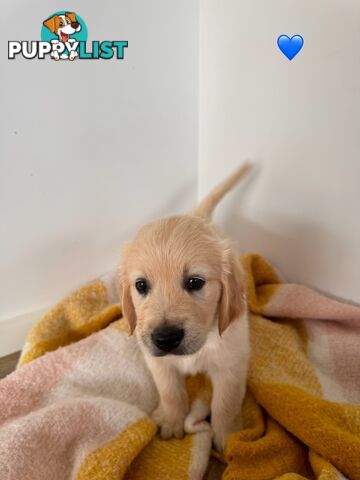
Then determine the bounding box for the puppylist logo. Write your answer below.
[8,11,128,61]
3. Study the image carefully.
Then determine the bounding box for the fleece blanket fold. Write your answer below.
[0,253,359,480]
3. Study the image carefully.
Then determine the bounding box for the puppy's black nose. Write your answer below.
[151,326,184,352]
[71,21,80,29]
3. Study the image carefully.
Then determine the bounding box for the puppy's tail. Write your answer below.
[191,162,252,219]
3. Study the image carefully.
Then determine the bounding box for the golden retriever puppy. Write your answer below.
[120,164,251,452]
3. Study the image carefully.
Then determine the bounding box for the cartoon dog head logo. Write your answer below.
[42,11,87,61]
[43,12,81,42]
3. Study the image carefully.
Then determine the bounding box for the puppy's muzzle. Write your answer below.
[151,325,184,353]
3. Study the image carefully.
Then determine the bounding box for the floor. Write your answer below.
[0,352,225,479]
[0,351,19,379]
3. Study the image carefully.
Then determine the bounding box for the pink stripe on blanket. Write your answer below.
[0,333,99,423]
[305,318,360,404]
[264,284,360,403]
[0,399,119,480]
[264,284,360,325]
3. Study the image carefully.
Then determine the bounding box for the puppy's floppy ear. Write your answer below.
[121,278,137,334]
[65,12,77,23]
[218,250,246,335]
[43,16,57,33]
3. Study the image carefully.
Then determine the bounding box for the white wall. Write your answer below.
[199,0,360,302]
[0,1,199,325]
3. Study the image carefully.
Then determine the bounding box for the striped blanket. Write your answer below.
[0,254,359,479]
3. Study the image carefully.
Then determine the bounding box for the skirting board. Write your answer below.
[0,308,48,357]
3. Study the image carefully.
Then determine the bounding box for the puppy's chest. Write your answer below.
[176,334,225,376]
[175,315,249,377]
[178,349,212,376]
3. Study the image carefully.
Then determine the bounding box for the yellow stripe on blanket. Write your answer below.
[19,279,122,366]
[76,416,156,480]
[125,433,193,480]
[255,384,360,479]
[224,392,311,480]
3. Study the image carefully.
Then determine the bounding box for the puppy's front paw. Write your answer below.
[152,404,186,440]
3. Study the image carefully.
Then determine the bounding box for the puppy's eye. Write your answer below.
[184,277,205,292]
[59,21,64,27]
[135,278,149,295]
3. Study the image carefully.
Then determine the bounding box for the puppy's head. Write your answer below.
[120,214,245,357]
[43,13,81,41]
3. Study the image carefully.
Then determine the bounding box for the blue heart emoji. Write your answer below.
[277,35,304,60]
